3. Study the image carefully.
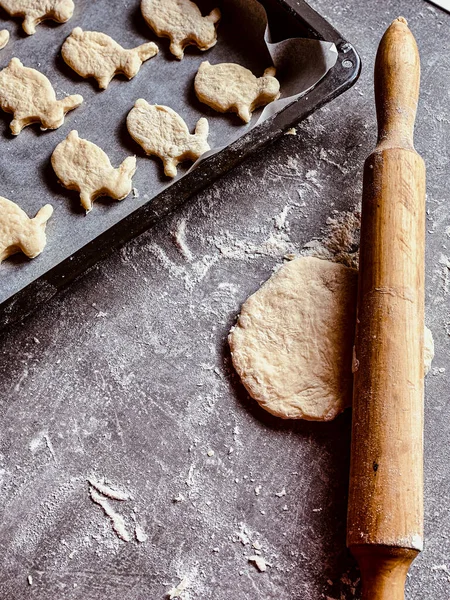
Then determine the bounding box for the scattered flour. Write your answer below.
[143,242,219,293]
[274,206,291,230]
[431,564,449,572]
[300,209,361,268]
[43,434,56,462]
[319,147,350,175]
[211,229,296,260]
[172,218,193,261]
[29,430,57,462]
[185,464,195,487]
[236,524,251,546]
[431,253,450,304]
[168,576,189,599]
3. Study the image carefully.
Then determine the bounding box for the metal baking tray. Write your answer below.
[0,0,360,330]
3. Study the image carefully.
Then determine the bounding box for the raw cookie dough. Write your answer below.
[0,58,83,135]
[229,257,435,421]
[0,197,53,263]
[229,257,358,421]
[51,130,137,212]
[195,62,280,123]
[0,30,10,50]
[0,0,74,35]
[127,100,210,177]
[62,28,159,90]
[141,0,220,60]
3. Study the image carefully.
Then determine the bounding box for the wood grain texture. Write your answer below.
[347,17,425,600]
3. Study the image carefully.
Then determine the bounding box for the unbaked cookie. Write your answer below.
[0,0,74,35]
[62,27,159,90]
[0,197,53,263]
[0,58,83,135]
[195,62,280,123]
[0,30,9,50]
[127,100,210,177]
[52,130,137,212]
[140,0,220,60]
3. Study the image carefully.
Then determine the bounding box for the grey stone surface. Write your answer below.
[0,1,449,599]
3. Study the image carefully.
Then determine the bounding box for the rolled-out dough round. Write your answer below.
[229,256,434,421]
[229,257,358,421]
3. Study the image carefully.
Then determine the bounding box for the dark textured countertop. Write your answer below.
[1,1,449,598]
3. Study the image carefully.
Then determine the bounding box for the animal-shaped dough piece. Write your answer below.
[0,197,53,263]
[62,28,159,90]
[126,100,210,177]
[51,130,137,212]
[0,58,83,135]
[140,0,220,60]
[195,62,280,123]
[0,30,10,50]
[0,0,74,35]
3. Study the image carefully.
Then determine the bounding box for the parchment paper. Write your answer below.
[0,0,337,305]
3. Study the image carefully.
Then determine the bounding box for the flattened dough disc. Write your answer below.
[229,257,358,421]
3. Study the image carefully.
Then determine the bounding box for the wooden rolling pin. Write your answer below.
[347,17,425,600]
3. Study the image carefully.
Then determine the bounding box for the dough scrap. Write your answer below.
[195,61,280,123]
[127,100,210,177]
[0,58,83,135]
[0,29,10,50]
[140,0,220,60]
[0,0,74,35]
[62,27,159,90]
[0,197,53,263]
[230,256,435,421]
[51,130,137,212]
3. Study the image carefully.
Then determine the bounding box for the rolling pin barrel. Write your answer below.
[347,18,425,600]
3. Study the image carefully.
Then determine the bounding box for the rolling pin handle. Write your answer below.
[351,545,419,600]
[375,17,420,150]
